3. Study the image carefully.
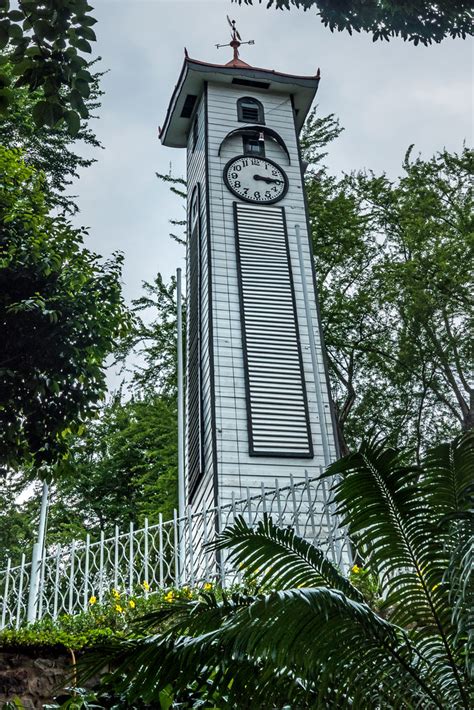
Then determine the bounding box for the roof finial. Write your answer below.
[216,16,255,67]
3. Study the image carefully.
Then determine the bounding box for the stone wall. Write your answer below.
[0,648,73,709]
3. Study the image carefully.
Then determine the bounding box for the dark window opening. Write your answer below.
[188,186,204,496]
[232,78,270,90]
[243,135,265,157]
[192,115,198,151]
[237,97,265,124]
[181,94,197,118]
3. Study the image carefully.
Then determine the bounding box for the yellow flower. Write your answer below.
[203,582,213,591]
[129,600,136,609]
[115,604,124,613]
[89,596,97,605]
[112,588,120,599]
[164,591,174,603]
[351,565,360,574]
[142,581,150,591]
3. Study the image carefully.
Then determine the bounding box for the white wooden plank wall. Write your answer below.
[186,94,215,513]
[206,82,337,506]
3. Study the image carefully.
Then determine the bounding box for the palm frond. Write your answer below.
[444,532,474,684]
[213,513,363,601]
[422,431,474,527]
[326,437,470,706]
[88,587,448,708]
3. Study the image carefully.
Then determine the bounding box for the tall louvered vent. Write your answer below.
[188,191,203,491]
[234,203,313,457]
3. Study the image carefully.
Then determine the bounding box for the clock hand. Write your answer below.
[253,175,280,184]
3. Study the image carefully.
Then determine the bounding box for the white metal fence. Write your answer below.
[0,471,350,630]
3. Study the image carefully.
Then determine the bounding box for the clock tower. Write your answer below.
[160,25,339,516]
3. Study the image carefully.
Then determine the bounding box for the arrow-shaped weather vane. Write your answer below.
[216,16,255,63]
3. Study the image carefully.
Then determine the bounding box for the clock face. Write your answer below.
[223,155,288,204]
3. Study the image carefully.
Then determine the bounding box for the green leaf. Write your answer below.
[32,100,63,128]
[65,109,81,136]
[8,10,23,21]
[76,26,96,41]
[8,23,22,40]
[74,78,90,98]
[0,22,9,50]
[72,37,92,53]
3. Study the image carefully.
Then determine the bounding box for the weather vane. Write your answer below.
[216,16,255,63]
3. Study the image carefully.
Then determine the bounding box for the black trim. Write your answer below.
[223,155,288,205]
[290,94,341,459]
[204,83,220,510]
[237,96,265,124]
[218,126,291,164]
[234,202,313,459]
[187,184,204,496]
[232,78,270,89]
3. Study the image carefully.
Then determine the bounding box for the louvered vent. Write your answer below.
[188,189,203,491]
[234,203,313,457]
[241,106,259,122]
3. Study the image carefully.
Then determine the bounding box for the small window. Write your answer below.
[243,135,265,157]
[237,97,264,124]
[192,115,198,151]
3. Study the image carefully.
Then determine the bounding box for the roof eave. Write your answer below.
[160,58,320,148]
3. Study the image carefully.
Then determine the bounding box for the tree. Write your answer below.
[0,0,97,134]
[355,147,473,435]
[302,112,472,455]
[236,0,473,44]
[0,146,129,472]
[85,432,473,708]
[0,53,103,214]
[43,274,181,544]
[117,273,180,397]
[0,471,35,567]
[44,392,178,543]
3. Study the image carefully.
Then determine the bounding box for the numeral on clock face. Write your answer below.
[224,156,288,204]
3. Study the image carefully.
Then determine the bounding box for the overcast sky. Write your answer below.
[72,0,472,378]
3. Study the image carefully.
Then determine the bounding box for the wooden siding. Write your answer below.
[206,82,338,506]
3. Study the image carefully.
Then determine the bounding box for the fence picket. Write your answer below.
[0,475,351,629]
[1,558,11,629]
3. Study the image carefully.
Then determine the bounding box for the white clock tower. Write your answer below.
[160,23,339,516]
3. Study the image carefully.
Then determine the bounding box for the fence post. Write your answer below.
[99,531,105,603]
[68,541,76,615]
[216,503,225,587]
[129,522,134,594]
[53,545,61,620]
[26,481,49,624]
[321,476,337,566]
[260,482,267,515]
[114,526,119,591]
[246,487,253,527]
[275,479,283,527]
[202,504,210,583]
[1,558,11,629]
[16,554,26,629]
[158,513,164,587]
[290,474,301,537]
[304,470,317,540]
[26,543,41,623]
[143,518,149,597]
[187,506,194,587]
[173,509,179,587]
[84,534,90,611]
